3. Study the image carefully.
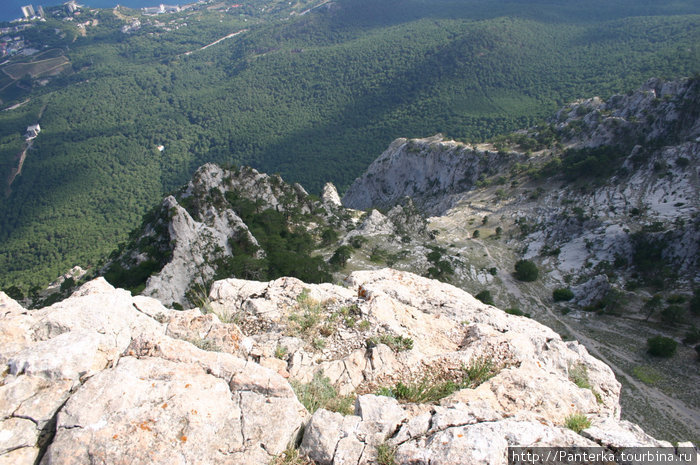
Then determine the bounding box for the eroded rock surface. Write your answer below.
[1,271,693,464]
[0,278,305,465]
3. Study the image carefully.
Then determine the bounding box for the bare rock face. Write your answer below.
[210,267,623,414]
[321,182,342,206]
[0,278,306,465]
[142,193,254,307]
[342,135,524,215]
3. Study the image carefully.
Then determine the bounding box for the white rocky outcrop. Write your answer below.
[1,270,692,464]
[142,194,255,306]
[342,135,525,214]
[321,182,342,206]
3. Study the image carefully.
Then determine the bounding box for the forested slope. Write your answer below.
[0,0,698,291]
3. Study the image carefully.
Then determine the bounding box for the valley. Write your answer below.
[0,0,699,289]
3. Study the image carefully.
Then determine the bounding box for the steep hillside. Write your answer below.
[103,164,345,307]
[21,77,698,443]
[343,77,699,299]
[343,77,700,443]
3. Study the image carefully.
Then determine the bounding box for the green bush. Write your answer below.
[553,288,574,302]
[329,245,353,269]
[647,336,677,357]
[349,236,368,249]
[683,327,700,345]
[475,290,494,305]
[3,285,24,300]
[690,289,700,315]
[505,308,530,317]
[660,305,686,325]
[321,228,339,246]
[514,259,539,282]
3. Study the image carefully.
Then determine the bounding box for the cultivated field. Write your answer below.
[2,55,70,80]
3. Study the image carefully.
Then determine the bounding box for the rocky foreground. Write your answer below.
[1,269,695,464]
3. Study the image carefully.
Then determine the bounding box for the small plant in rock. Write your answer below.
[564,413,591,433]
[269,446,313,465]
[366,334,414,352]
[187,281,214,314]
[289,289,323,333]
[312,337,326,350]
[463,356,497,388]
[187,337,221,352]
[568,363,592,390]
[376,442,397,465]
[291,371,354,415]
[382,379,461,404]
[358,320,371,331]
[377,356,498,404]
[647,336,677,357]
[338,304,360,328]
[275,345,288,359]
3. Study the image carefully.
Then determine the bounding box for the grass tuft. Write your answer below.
[376,356,498,404]
[366,334,414,352]
[291,371,355,415]
[269,446,313,465]
[564,413,591,433]
[376,443,397,465]
[568,362,592,390]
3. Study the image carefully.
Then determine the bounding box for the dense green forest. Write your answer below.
[0,0,698,292]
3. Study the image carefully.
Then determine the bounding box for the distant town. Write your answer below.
[1,1,215,59]
[1,2,84,58]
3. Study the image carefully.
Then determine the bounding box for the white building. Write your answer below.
[65,1,80,14]
[25,124,41,140]
[21,5,35,19]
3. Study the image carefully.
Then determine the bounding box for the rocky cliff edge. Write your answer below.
[1,270,695,464]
